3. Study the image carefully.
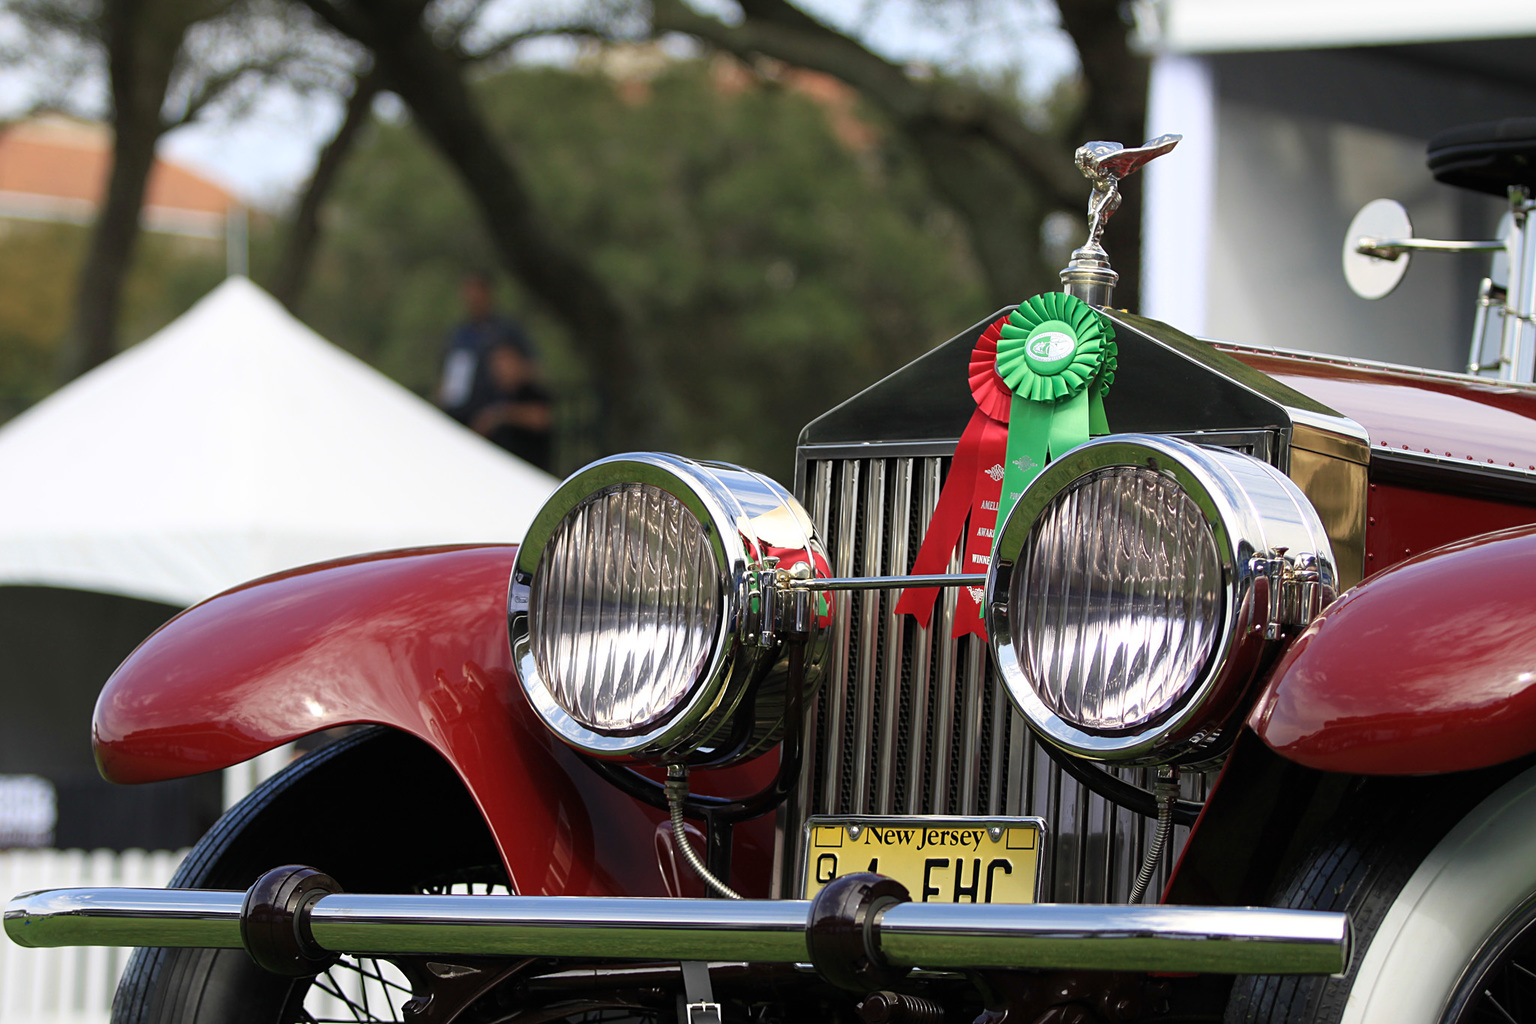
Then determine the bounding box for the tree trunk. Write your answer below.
[271,70,382,313]
[64,116,162,378]
[909,125,1052,306]
[61,0,184,380]
[301,0,664,451]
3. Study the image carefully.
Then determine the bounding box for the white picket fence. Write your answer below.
[0,849,185,1024]
[0,749,300,1022]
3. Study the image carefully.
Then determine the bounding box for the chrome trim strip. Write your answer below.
[988,677,1009,816]
[822,461,861,812]
[930,529,965,813]
[1372,445,1536,484]
[781,460,836,897]
[798,433,1287,473]
[877,459,914,810]
[6,887,1348,976]
[798,441,959,462]
[905,459,943,815]
[958,639,985,811]
[1004,700,1027,817]
[851,459,888,813]
[1210,337,1536,393]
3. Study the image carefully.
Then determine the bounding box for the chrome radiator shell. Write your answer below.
[776,444,1258,902]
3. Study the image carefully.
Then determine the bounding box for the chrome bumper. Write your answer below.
[5,869,1348,980]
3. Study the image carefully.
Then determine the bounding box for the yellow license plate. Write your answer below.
[801,816,1045,904]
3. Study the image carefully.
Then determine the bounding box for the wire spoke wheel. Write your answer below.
[1449,908,1536,1024]
[110,730,515,1024]
[289,878,513,1024]
[296,957,417,1023]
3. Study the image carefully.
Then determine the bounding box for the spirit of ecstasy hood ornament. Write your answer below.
[1060,134,1182,308]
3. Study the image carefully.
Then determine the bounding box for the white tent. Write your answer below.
[0,277,559,607]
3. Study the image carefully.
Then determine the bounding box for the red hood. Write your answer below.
[1220,344,1536,471]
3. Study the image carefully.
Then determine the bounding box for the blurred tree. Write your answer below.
[297,0,664,451]
[7,0,340,381]
[268,6,613,313]
[301,58,986,480]
[270,67,380,311]
[0,223,78,421]
[0,221,242,422]
[646,0,1148,309]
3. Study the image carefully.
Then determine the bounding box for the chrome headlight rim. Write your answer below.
[509,452,821,761]
[986,433,1335,762]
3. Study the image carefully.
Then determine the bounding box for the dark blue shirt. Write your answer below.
[438,315,533,423]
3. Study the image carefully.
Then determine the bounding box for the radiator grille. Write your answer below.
[780,454,1213,904]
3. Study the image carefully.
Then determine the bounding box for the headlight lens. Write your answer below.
[529,482,721,733]
[1017,465,1223,731]
[988,434,1336,762]
[510,453,829,763]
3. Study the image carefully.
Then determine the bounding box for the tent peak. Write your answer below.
[0,274,557,608]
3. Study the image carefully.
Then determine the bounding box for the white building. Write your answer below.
[1142,1,1536,371]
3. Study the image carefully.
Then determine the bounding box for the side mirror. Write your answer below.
[1342,199,1414,300]
[1342,198,1505,300]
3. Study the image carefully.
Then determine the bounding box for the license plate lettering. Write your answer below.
[802,816,1044,904]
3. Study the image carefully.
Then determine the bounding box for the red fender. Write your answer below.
[1248,524,1536,774]
[92,544,776,897]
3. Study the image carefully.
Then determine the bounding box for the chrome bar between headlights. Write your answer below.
[786,573,985,592]
[7,886,1347,976]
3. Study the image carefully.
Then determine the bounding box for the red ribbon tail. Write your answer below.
[952,416,1010,639]
[953,598,989,640]
[894,411,988,628]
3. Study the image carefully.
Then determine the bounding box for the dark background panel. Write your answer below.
[0,585,220,850]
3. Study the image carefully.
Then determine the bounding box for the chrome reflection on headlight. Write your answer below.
[509,453,829,764]
[529,482,720,733]
[986,434,1336,763]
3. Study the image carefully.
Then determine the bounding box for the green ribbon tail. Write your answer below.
[997,396,1050,551]
[1048,388,1092,460]
[1089,385,1109,436]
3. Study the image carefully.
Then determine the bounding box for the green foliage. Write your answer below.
[296,58,987,480]
[0,222,78,420]
[0,220,232,422]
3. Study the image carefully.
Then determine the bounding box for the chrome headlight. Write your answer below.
[509,453,829,764]
[986,434,1336,763]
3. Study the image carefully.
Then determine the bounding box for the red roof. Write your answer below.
[0,115,237,218]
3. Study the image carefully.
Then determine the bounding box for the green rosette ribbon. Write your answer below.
[1091,338,1117,435]
[994,292,1116,532]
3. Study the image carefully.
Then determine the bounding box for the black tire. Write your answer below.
[1225,768,1533,1024]
[110,727,507,1024]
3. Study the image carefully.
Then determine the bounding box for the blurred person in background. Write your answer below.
[435,271,552,469]
[436,271,534,423]
[471,338,553,470]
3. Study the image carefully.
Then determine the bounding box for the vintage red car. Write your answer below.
[10,121,1536,1024]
